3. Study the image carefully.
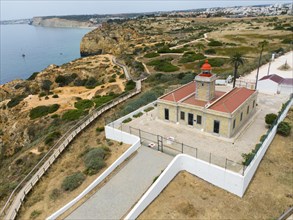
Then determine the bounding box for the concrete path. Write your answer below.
[65,146,172,220]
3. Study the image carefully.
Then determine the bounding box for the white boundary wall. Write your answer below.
[46,126,140,220]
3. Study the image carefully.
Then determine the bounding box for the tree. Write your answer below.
[255,40,269,89]
[196,43,205,53]
[229,53,245,88]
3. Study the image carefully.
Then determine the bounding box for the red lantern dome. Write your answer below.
[201,60,212,71]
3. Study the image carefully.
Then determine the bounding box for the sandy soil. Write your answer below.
[139,108,293,219]
[17,116,130,220]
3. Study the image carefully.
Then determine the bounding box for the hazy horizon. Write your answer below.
[1,0,292,21]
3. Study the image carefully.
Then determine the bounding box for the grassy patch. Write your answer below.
[147,59,179,72]
[45,131,61,145]
[74,99,94,110]
[92,93,119,108]
[125,80,136,91]
[29,104,60,119]
[144,52,160,58]
[179,52,206,63]
[62,109,85,121]
[61,172,86,191]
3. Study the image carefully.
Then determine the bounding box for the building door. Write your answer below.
[164,108,169,120]
[188,113,194,126]
[213,120,220,133]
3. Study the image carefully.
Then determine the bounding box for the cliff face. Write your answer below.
[80,23,141,56]
[31,17,98,28]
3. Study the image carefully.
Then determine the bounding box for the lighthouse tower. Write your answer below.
[194,60,217,101]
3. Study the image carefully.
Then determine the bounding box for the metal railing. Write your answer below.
[122,125,245,174]
[0,86,141,220]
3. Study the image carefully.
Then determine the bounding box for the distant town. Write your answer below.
[1,3,292,25]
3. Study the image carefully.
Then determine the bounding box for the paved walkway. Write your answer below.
[65,146,172,219]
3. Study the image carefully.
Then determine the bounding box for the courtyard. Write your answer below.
[119,88,289,172]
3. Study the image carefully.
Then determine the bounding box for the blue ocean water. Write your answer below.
[0,24,91,84]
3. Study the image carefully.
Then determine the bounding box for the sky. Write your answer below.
[1,0,291,20]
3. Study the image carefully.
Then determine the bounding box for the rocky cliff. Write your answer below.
[80,23,141,56]
[31,17,99,28]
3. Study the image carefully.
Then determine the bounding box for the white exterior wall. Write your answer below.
[257,79,279,94]
[279,84,293,95]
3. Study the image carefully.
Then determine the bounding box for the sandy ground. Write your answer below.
[139,108,293,220]
[244,51,293,80]
[17,116,130,220]
[21,80,125,114]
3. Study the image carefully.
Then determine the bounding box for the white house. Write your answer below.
[258,74,293,95]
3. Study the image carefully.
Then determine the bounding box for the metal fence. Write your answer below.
[0,87,141,220]
[122,125,245,174]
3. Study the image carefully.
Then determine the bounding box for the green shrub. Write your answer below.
[109,78,116,83]
[52,94,59,98]
[51,114,59,119]
[96,127,105,132]
[259,134,267,143]
[39,92,46,97]
[265,113,278,126]
[242,152,255,166]
[179,52,206,63]
[50,188,61,201]
[74,99,94,110]
[27,72,39,81]
[45,131,61,145]
[30,104,60,119]
[119,74,125,79]
[62,109,84,121]
[61,172,85,191]
[85,77,99,89]
[144,52,160,58]
[122,118,132,123]
[281,38,293,44]
[92,94,118,107]
[125,80,136,91]
[204,48,216,54]
[30,210,42,219]
[133,112,143,118]
[83,148,109,175]
[144,107,154,112]
[7,95,26,108]
[208,40,223,46]
[147,59,179,72]
[277,121,291,136]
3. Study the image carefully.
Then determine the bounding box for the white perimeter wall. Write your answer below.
[257,80,279,94]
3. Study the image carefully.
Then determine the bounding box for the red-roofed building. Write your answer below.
[258,74,293,95]
[157,60,258,138]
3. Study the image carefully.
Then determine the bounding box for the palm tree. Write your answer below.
[196,43,205,53]
[229,53,245,88]
[255,40,269,89]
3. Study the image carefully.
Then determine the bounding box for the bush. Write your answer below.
[62,109,84,121]
[265,113,277,126]
[125,80,136,91]
[147,59,179,72]
[61,172,85,191]
[133,112,143,118]
[92,93,118,107]
[74,99,94,110]
[83,148,109,175]
[38,92,46,97]
[281,38,293,44]
[204,48,216,54]
[45,131,61,145]
[85,77,99,89]
[50,188,61,201]
[144,52,160,58]
[51,114,59,119]
[179,52,206,63]
[96,127,104,132]
[27,72,39,80]
[259,134,267,143]
[7,95,26,108]
[52,94,59,98]
[30,104,60,119]
[277,121,291,136]
[144,107,154,112]
[208,40,223,46]
[242,152,255,166]
[122,118,132,123]
[30,210,42,219]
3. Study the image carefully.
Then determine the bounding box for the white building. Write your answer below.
[258,74,293,95]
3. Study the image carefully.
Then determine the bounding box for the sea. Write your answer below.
[0,24,91,84]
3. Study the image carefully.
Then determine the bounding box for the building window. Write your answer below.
[233,119,236,129]
[180,111,185,120]
[188,113,194,126]
[247,106,250,114]
[253,100,255,108]
[197,115,202,125]
[213,120,220,134]
[240,112,243,121]
[164,108,169,120]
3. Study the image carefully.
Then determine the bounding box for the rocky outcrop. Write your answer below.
[80,23,141,56]
[31,17,98,28]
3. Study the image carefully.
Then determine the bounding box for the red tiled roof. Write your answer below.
[159,81,195,102]
[208,87,256,113]
[183,91,225,107]
[259,74,284,84]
